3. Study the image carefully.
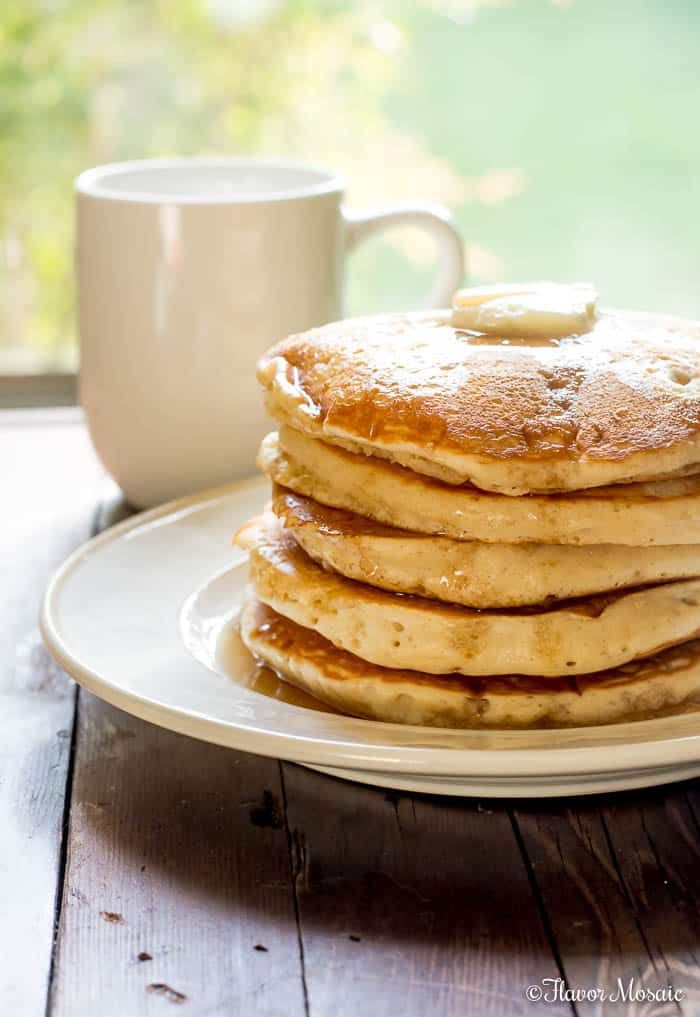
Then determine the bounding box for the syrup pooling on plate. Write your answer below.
[216,612,336,713]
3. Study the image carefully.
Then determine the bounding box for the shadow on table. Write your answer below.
[69,690,700,989]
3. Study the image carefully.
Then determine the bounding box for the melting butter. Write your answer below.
[451,282,597,339]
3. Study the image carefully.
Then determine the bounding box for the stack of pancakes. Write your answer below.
[237,287,700,728]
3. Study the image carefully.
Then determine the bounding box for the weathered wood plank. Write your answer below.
[0,410,102,1017]
[515,785,700,1013]
[281,763,572,1017]
[50,695,307,1017]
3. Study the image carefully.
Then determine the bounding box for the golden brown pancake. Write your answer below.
[260,428,700,546]
[240,597,700,728]
[273,485,700,608]
[239,514,700,678]
[257,309,700,495]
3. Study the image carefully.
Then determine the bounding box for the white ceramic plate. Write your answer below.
[41,478,700,797]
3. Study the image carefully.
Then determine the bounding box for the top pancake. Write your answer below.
[257,309,700,495]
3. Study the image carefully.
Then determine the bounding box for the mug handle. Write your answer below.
[343,202,464,308]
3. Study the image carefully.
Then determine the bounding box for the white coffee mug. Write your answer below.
[76,157,464,507]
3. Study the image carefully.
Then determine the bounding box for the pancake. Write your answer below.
[239,515,700,677]
[272,486,700,608]
[257,309,700,495]
[240,597,700,728]
[259,428,700,547]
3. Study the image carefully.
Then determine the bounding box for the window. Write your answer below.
[2,0,699,391]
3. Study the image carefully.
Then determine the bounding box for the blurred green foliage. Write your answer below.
[2,0,700,369]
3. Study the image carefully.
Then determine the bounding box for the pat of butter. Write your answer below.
[451,282,597,338]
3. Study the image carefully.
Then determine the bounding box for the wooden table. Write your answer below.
[4,409,700,1017]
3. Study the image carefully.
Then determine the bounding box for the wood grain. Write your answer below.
[0,410,102,1017]
[50,695,306,1017]
[281,763,572,1017]
[515,787,700,1014]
